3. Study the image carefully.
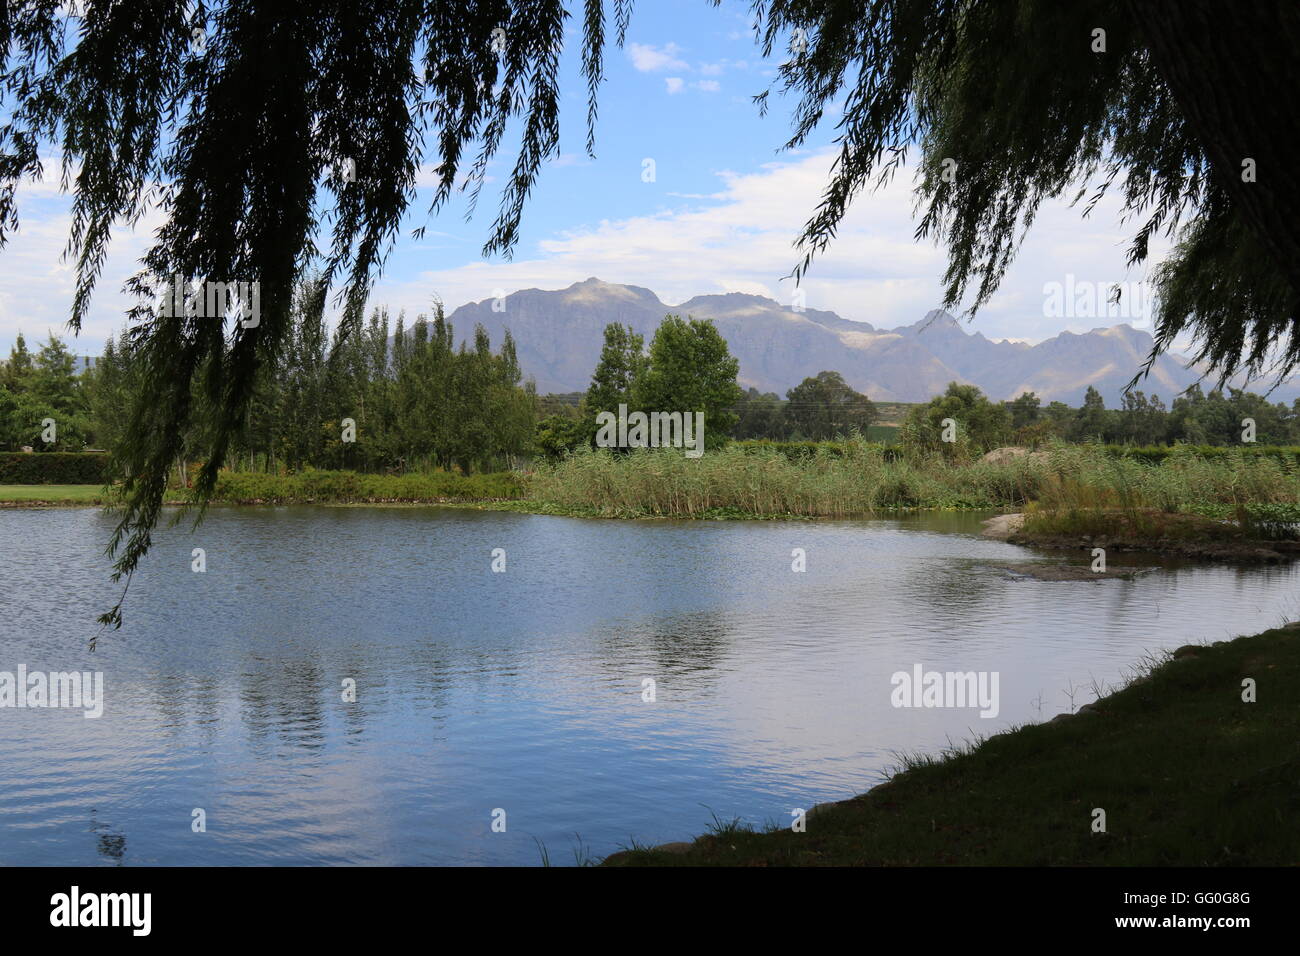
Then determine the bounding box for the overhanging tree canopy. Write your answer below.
[751,0,1299,383]
[1,0,631,625]
[2,1,1297,629]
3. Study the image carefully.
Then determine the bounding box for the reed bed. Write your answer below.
[526,440,1300,519]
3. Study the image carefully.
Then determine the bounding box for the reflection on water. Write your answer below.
[1,506,1297,865]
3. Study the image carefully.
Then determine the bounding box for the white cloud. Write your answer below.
[1,149,1181,356]
[0,188,166,353]
[693,80,721,93]
[664,77,685,94]
[627,42,689,73]
[369,150,1175,345]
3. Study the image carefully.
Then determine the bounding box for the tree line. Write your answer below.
[537,324,878,455]
[3,287,535,474]
[1005,385,1300,448]
[900,382,1300,454]
[7,316,1300,467]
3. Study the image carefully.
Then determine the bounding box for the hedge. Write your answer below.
[0,452,110,484]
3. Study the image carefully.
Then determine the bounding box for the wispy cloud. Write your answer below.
[698,59,747,76]
[626,42,689,73]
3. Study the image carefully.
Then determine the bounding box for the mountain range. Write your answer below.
[445,277,1299,406]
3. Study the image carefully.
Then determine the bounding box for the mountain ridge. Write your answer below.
[445,278,1299,406]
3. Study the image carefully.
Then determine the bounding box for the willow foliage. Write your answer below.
[3,1,1298,631]
[748,0,1300,391]
[1,0,631,626]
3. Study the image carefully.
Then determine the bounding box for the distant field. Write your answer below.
[872,402,918,425]
[0,484,105,503]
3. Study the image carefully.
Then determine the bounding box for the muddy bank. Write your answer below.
[981,511,1300,563]
[1007,530,1299,563]
[993,562,1154,581]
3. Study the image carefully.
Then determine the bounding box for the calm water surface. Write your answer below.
[1,506,1296,865]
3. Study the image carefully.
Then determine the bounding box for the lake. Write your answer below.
[1,506,1296,865]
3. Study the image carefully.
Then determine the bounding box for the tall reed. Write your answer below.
[526,440,1300,519]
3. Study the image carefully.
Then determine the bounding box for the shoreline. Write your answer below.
[0,492,969,520]
[7,494,1298,566]
[602,622,1300,866]
[983,511,1300,563]
[6,486,1297,865]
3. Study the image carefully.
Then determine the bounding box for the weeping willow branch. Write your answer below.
[0,0,627,628]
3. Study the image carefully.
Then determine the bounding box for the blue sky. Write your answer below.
[1,0,1171,358]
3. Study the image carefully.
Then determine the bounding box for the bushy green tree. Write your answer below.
[631,315,742,450]
[535,414,589,461]
[81,333,141,455]
[1,332,33,391]
[1009,392,1041,430]
[900,382,1012,456]
[731,388,786,440]
[1115,391,1168,445]
[0,333,35,450]
[783,370,876,440]
[1,334,91,451]
[584,322,646,437]
[1071,387,1109,442]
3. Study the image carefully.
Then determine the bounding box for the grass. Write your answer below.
[1016,446,1300,548]
[2,469,526,507]
[527,442,1034,516]
[603,623,1300,866]
[1018,506,1300,550]
[0,484,109,504]
[527,440,1300,520]
[9,443,1300,548]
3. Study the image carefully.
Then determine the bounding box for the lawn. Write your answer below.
[0,484,107,504]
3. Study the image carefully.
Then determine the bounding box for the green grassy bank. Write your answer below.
[603,623,1300,866]
[0,484,108,504]
[7,442,1300,531]
[0,469,525,507]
